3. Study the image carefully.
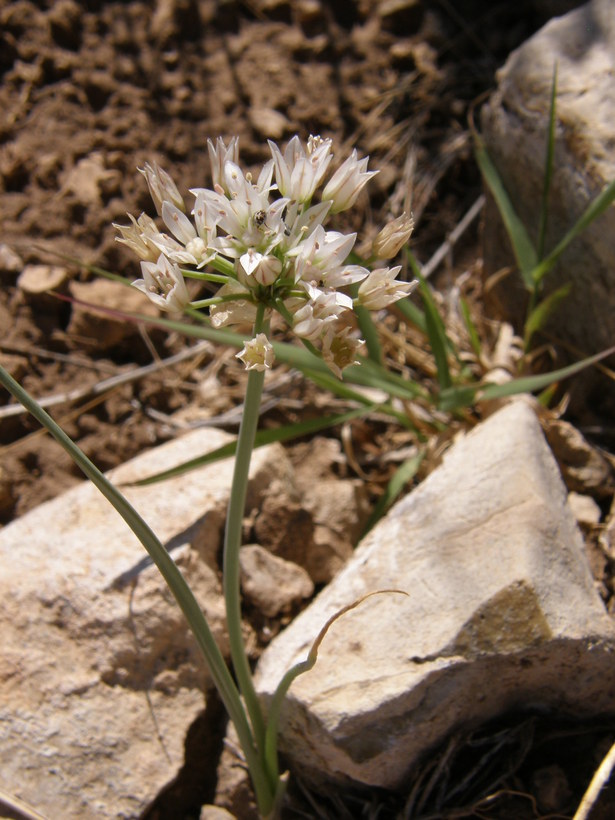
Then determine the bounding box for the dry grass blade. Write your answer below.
[573,739,615,820]
[0,786,48,820]
[421,195,485,280]
[0,340,212,419]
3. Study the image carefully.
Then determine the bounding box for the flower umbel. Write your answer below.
[117,135,416,373]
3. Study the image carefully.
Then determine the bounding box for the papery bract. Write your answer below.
[209,281,257,329]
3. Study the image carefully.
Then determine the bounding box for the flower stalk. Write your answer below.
[114,133,418,815]
[223,305,268,761]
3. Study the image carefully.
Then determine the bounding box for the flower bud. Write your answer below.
[207,136,239,194]
[322,150,378,213]
[373,212,415,259]
[139,162,185,217]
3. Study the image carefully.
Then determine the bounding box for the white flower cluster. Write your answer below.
[116,135,415,376]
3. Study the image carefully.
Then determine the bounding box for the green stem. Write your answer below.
[354,302,383,364]
[190,293,256,310]
[180,269,230,284]
[0,364,276,816]
[223,304,270,769]
[209,254,237,277]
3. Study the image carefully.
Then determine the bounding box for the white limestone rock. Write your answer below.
[0,429,289,820]
[240,544,314,617]
[255,402,615,790]
[480,0,615,408]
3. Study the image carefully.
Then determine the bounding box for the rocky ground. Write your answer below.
[0,0,583,520]
[2,1,614,818]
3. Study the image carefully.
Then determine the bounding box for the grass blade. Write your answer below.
[394,294,427,335]
[354,303,383,365]
[361,452,424,536]
[437,383,479,412]
[127,408,371,486]
[537,63,558,260]
[531,178,615,286]
[479,346,615,401]
[474,134,538,287]
[523,282,572,349]
[459,296,482,359]
[410,263,452,390]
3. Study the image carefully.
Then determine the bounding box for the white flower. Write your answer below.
[268,135,333,202]
[159,201,216,268]
[114,213,161,262]
[139,162,185,217]
[292,284,353,340]
[207,136,239,194]
[191,170,276,256]
[373,212,415,259]
[357,266,417,310]
[289,226,356,282]
[236,333,275,371]
[123,134,418,380]
[322,149,378,213]
[238,250,282,287]
[323,263,370,289]
[132,254,190,312]
[321,325,362,378]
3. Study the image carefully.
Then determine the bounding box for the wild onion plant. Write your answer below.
[2,136,414,817]
[1,124,613,816]
[114,136,417,813]
[118,136,417,814]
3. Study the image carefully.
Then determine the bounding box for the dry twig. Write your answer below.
[0,341,212,420]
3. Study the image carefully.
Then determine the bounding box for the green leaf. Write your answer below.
[411,264,452,390]
[361,452,424,536]
[394,294,427,335]
[126,408,371,486]
[459,296,482,359]
[531,177,615,286]
[346,357,429,400]
[474,134,538,287]
[437,384,479,412]
[354,302,383,365]
[537,382,559,407]
[478,346,615,401]
[537,63,558,260]
[0,364,279,809]
[523,282,572,349]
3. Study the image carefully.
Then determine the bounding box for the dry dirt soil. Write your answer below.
[0,0,582,520]
[2,1,614,819]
